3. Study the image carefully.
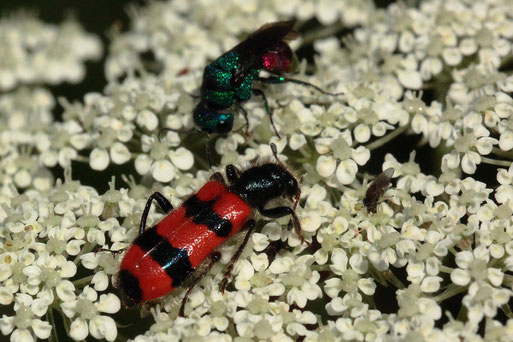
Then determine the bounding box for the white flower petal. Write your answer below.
[450,268,471,286]
[397,69,422,89]
[56,280,76,302]
[97,294,121,314]
[316,155,336,178]
[69,318,89,341]
[110,142,131,164]
[151,160,176,183]
[169,147,194,170]
[351,146,370,166]
[91,272,109,292]
[134,154,152,175]
[89,148,109,171]
[354,124,371,143]
[32,319,52,339]
[336,159,358,185]
[11,328,34,342]
[289,134,306,150]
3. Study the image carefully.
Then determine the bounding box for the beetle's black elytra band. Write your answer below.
[118,270,142,306]
[134,226,162,251]
[135,227,194,287]
[183,195,232,237]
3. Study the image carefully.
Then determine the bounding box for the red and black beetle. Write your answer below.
[116,145,304,313]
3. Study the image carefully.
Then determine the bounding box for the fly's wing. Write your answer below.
[372,168,394,191]
[229,20,298,75]
[363,168,394,211]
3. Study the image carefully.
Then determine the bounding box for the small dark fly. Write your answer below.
[160,19,342,166]
[363,168,394,213]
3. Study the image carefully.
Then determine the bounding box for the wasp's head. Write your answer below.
[193,103,234,134]
[261,41,297,74]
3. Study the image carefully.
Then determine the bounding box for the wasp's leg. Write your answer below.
[179,251,221,316]
[257,76,343,96]
[235,103,250,135]
[258,205,308,246]
[158,127,200,142]
[219,219,256,293]
[139,192,174,235]
[252,88,280,138]
[205,133,214,168]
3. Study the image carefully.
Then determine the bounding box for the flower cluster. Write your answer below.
[0,13,101,91]
[2,0,513,341]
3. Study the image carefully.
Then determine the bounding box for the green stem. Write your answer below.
[434,283,468,303]
[365,124,410,151]
[386,270,406,289]
[492,147,513,160]
[73,242,96,265]
[75,155,89,163]
[501,304,513,319]
[480,156,512,167]
[115,332,129,342]
[438,265,453,274]
[72,275,94,287]
[503,274,513,287]
[311,265,331,271]
[60,310,71,340]
[47,307,59,342]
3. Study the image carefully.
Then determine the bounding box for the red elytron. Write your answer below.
[117,146,304,313]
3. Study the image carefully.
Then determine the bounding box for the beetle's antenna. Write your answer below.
[270,143,284,167]
[293,187,301,210]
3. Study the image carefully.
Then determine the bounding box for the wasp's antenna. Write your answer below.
[257,76,344,97]
[158,127,199,142]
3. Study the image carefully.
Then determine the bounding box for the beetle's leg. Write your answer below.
[140,192,174,235]
[225,164,241,184]
[179,251,221,316]
[219,219,256,293]
[210,172,226,184]
[235,103,250,135]
[256,76,343,96]
[263,239,288,264]
[96,248,125,256]
[258,206,308,246]
[252,88,280,138]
